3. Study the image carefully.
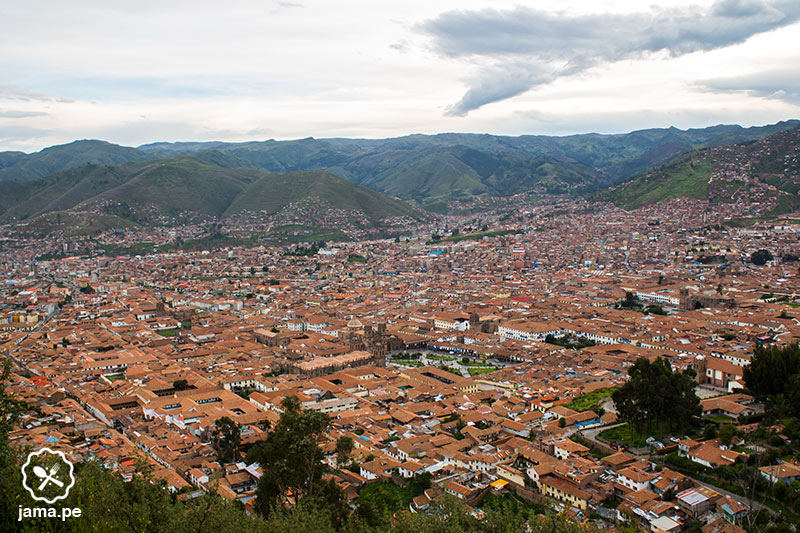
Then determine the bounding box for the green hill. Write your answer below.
[0,151,25,170]
[0,158,261,224]
[600,152,712,210]
[0,140,151,182]
[0,163,138,221]
[600,127,800,214]
[225,170,420,223]
[0,155,425,235]
[141,138,605,202]
[353,150,489,202]
[94,157,261,221]
[306,145,601,203]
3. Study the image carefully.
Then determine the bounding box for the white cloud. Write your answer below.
[0,0,797,151]
[699,66,800,104]
[419,0,800,115]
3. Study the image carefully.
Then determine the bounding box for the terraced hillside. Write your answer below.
[601,127,800,217]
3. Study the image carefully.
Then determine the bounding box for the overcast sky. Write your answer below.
[1,0,799,152]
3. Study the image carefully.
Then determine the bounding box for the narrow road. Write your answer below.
[583,424,766,513]
[581,423,624,445]
[682,473,766,512]
[600,397,617,415]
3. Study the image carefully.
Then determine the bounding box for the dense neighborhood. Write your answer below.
[2,193,799,532]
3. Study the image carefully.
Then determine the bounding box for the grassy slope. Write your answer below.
[602,153,712,210]
[225,170,422,222]
[355,151,488,201]
[95,158,261,219]
[222,138,359,173]
[36,212,138,237]
[457,148,600,195]
[0,151,25,170]
[564,388,616,412]
[602,126,800,213]
[0,163,139,221]
[0,155,423,232]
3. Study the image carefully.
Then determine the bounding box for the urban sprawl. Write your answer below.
[3,197,800,532]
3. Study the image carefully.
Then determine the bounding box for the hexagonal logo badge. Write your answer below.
[21,448,75,504]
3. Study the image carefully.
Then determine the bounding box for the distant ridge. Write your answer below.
[1,120,797,209]
[0,140,151,182]
[137,120,800,202]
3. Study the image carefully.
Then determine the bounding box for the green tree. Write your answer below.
[751,249,773,266]
[612,357,700,438]
[0,360,28,533]
[719,423,736,446]
[248,396,333,515]
[621,291,638,308]
[335,436,354,467]
[682,519,704,533]
[409,472,432,496]
[211,416,241,464]
[744,343,800,401]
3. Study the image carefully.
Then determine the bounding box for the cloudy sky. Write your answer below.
[1,0,799,152]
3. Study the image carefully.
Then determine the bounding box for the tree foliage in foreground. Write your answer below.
[0,359,28,533]
[744,343,800,412]
[335,435,353,467]
[211,416,241,464]
[2,459,595,533]
[246,395,333,516]
[612,357,700,437]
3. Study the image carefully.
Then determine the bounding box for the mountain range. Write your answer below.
[0,120,798,235]
[1,121,797,211]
